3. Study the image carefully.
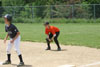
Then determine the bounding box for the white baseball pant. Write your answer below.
[7,36,21,55]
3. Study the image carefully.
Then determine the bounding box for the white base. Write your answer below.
[0,62,3,65]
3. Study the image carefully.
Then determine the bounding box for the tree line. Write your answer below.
[0,0,100,18]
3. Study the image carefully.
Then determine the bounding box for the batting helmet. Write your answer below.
[4,14,12,22]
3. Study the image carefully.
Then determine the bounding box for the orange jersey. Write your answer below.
[45,26,60,35]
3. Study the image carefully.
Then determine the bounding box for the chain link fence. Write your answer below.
[0,4,100,19]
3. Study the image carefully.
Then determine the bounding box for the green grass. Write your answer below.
[0,23,100,48]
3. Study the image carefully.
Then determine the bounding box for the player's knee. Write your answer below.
[46,38,49,42]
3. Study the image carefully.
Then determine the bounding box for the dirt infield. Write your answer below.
[0,40,100,67]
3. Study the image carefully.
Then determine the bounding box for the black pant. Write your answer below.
[46,32,61,48]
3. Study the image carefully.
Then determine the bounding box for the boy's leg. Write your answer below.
[54,32,61,51]
[3,42,13,65]
[45,33,53,50]
[46,38,51,50]
[6,42,13,62]
[14,36,24,66]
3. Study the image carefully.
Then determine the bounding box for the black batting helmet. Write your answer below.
[4,14,12,22]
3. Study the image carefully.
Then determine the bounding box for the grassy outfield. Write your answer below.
[0,23,100,48]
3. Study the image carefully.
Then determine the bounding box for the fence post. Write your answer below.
[32,6,34,19]
[93,4,96,19]
[72,5,74,19]
[13,6,15,17]
[50,5,53,19]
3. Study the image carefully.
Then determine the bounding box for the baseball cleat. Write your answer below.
[45,47,51,50]
[57,48,61,51]
[17,62,24,66]
[3,60,11,65]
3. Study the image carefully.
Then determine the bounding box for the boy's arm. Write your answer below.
[51,34,56,40]
[50,30,56,41]
[46,34,49,39]
[4,34,9,43]
[11,32,20,43]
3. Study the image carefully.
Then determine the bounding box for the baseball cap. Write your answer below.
[44,22,49,25]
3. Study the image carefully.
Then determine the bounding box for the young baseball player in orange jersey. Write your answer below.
[44,22,61,51]
[3,14,24,66]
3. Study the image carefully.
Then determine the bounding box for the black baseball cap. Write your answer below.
[4,14,12,22]
[44,22,49,25]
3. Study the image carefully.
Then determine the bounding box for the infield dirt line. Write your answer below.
[79,61,100,67]
[1,40,100,67]
[58,61,100,67]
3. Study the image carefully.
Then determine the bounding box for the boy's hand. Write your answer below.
[48,39,51,42]
[4,39,7,43]
[10,39,14,43]
[49,39,53,42]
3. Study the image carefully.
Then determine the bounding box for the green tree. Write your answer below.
[1,0,25,17]
[84,0,100,4]
[2,0,25,6]
[83,0,100,18]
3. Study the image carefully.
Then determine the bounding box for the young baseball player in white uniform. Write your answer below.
[3,14,24,66]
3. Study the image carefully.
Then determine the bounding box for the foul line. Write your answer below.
[79,62,100,67]
[58,65,76,67]
[58,62,100,67]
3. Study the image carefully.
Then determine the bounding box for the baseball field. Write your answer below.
[0,23,100,67]
[0,23,100,48]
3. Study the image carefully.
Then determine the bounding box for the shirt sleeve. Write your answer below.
[13,26,19,33]
[45,29,49,35]
[5,26,7,32]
